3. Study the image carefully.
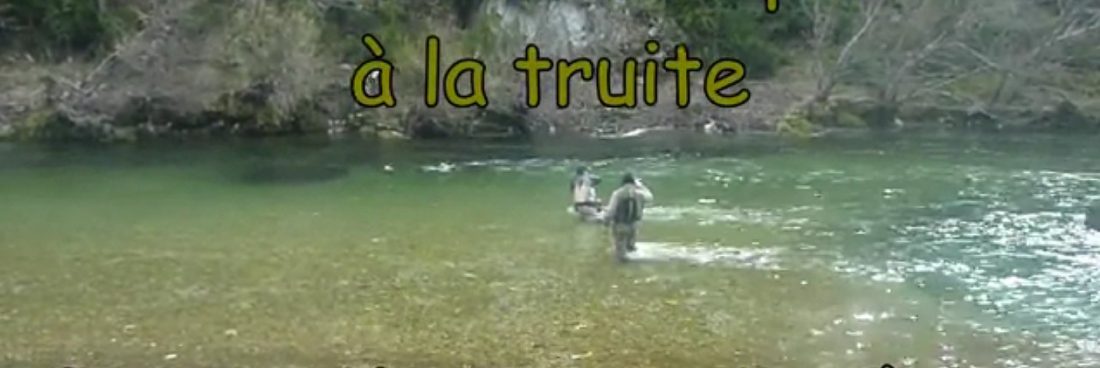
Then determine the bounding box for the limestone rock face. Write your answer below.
[485,0,666,58]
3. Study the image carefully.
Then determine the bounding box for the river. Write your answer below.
[1,132,1098,368]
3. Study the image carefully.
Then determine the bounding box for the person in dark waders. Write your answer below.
[602,173,654,262]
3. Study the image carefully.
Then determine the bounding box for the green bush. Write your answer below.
[777,110,814,138]
[1,0,138,57]
[662,0,810,78]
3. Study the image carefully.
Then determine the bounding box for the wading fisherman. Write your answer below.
[570,166,604,222]
[602,173,654,261]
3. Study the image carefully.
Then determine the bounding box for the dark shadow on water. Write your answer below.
[236,163,350,185]
[4,131,1100,175]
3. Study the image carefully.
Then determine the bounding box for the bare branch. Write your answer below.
[952,41,1004,71]
[833,0,885,73]
[808,0,887,102]
[904,65,991,100]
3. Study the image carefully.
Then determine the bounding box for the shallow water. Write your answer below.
[2,133,1099,368]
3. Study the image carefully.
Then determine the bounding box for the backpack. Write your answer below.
[612,190,643,223]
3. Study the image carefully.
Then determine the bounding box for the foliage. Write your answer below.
[776,110,814,138]
[3,0,1100,140]
[216,0,327,125]
[0,0,141,57]
[662,0,811,78]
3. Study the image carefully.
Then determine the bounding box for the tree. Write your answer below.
[664,0,809,78]
[0,0,121,56]
[803,0,884,103]
[951,0,1100,110]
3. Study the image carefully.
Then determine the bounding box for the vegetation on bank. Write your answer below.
[1,0,1098,142]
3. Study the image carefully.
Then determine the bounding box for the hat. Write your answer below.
[621,172,637,185]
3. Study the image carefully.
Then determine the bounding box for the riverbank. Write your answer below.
[0,56,808,143]
[2,0,1099,143]
[4,52,1098,144]
[4,65,1097,144]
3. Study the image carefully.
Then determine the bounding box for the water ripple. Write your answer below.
[646,205,811,228]
[832,167,1100,366]
[629,242,783,270]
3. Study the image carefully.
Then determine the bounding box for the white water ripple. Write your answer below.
[628,242,784,270]
[645,205,812,227]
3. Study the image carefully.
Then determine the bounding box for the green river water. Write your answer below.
[1,132,1098,368]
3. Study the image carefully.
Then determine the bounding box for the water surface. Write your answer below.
[2,133,1099,368]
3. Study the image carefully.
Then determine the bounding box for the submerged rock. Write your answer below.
[376,130,409,140]
[1087,206,1100,231]
[239,163,349,185]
